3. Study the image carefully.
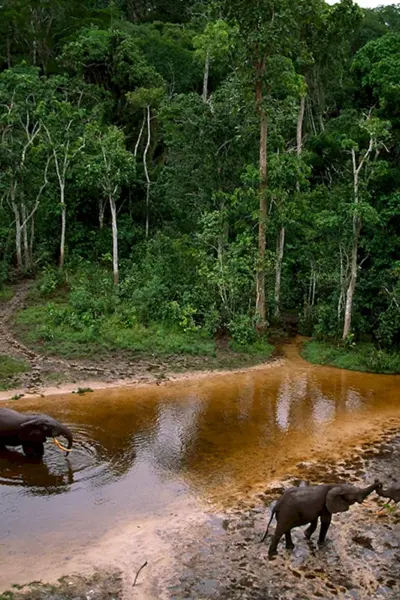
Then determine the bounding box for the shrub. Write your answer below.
[228,313,257,345]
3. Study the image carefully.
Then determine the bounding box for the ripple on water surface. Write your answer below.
[0,344,399,573]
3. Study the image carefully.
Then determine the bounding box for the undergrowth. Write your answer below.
[0,287,13,302]
[302,340,400,374]
[0,355,31,390]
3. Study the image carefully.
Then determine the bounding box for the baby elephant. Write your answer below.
[260,480,381,558]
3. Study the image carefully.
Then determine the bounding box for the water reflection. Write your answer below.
[0,449,74,494]
[0,342,399,547]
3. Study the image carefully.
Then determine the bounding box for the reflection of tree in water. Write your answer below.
[59,397,161,480]
[5,358,396,498]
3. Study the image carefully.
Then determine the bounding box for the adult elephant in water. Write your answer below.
[0,407,73,458]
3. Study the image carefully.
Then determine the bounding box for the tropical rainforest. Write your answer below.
[0,0,399,372]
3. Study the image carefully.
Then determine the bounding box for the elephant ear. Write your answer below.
[20,416,47,430]
[326,487,350,514]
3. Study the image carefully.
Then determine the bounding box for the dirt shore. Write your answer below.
[0,282,281,401]
[3,427,399,600]
[1,284,399,600]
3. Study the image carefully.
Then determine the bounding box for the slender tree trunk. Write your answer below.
[134,114,145,158]
[255,74,268,328]
[202,50,210,102]
[99,199,106,229]
[274,226,285,318]
[12,201,23,270]
[29,213,35,263]
[297,95,305,159]
[343,154,361,340]
[109,196,119,285]
[274,95,305,319]
[143,105,151,239]
[32,26,37,66]
[342,216,361,340]
[59,184,66,269]
[6,36,11,68]
[342,141,373,340]
[21,202,30,268]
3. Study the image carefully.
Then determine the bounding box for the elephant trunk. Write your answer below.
[359,479,381,501]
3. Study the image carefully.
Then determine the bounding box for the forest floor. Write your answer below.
[0,282,280,398]
[1,425,399,600]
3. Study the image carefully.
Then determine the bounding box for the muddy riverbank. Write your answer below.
[0,339,399,599]
[3,428,399,600]
[0,282,280,397]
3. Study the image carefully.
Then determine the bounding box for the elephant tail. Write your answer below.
[260,505,277,543]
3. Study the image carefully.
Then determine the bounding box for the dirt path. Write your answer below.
[0,282,116,392]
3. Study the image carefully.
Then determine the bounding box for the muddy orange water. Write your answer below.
[0,340,399,590]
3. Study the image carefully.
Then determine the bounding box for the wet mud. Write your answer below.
[0,340,399,598]
[168,430,400,600]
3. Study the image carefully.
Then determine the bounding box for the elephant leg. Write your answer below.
[318,514,332,545]
[285,531,295,550]
[22,441,44,458]
[305,518,318,540]
[268,523,286,558]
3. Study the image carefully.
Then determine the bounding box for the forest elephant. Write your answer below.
[260,480,382,558]
[0,407,73,458]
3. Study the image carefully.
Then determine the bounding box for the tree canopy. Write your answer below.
[0,0,399,352]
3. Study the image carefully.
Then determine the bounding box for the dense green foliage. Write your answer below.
[302,340,400,374]
[0,0,399,362]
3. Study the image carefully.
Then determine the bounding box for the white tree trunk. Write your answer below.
[30,213,35,263]
[274,226,285,318]
[21,202,30,268]
[59,184,66,268]
[109,196,119,286]
[342,216,361,340]
[255,73,268,328]
[202,50,210,102]
[143,105,151,239]
[12,201,23,270]
[297,95,305,158]
[342,141,373,340]
[274,95,305,319]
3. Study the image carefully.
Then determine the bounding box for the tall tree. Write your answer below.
[0,65,50,269]
[40,89,88,268]
[221,0,305,328]
[83,124,135,285]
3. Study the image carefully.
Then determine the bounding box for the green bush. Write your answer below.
[0,355,31,389]
[228,313,257,345]
[302,340,400,374]
[37,266,65,297]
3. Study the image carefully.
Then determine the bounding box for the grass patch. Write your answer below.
[42,371,70,385]
[229,339,275,357]
[0,286,13,302]
[72,387,93,395]
[0,355,31,390]
[14,303,217,359]
[302,341,400,374]
[13,301,276,369]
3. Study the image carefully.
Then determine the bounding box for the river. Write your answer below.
[0,340,399,595]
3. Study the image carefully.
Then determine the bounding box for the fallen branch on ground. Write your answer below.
[133,561,148,587]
